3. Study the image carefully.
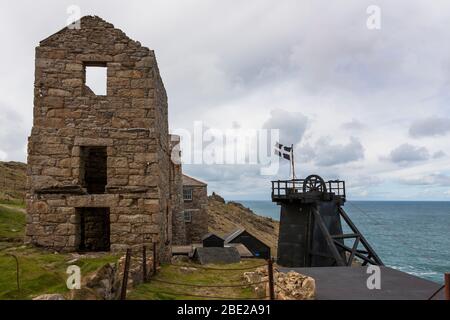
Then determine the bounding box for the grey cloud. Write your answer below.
[0,105,28,161]
[433,150,446,159]
[348,175,383,189]
[409,117,450,138]
[262,108,308,146]
[311,137,365,167]
[1,1,450,200]
[341,119,365,131]
[387,143,429,164]
[399,173,450,186]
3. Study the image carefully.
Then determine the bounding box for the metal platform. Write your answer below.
[280,266,445,300]
[272,177,346,205]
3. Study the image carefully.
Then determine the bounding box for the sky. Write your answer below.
[0,0,450,201]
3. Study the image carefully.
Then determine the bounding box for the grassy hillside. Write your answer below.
[207,194,279,256]
[0,161,26,204]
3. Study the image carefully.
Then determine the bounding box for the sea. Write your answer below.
[238,200,450,284]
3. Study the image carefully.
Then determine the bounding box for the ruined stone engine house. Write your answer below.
[26,16,207,260]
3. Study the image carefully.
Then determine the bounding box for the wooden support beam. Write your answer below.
[347,236,360,266]
[331,233,359,239]
[333,241,377,266]
[312,208,346,266]
[338,207,384,266]
[445,273,450,300]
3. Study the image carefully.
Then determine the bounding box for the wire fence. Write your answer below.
[120,245,274,300]
[1,245,448,300]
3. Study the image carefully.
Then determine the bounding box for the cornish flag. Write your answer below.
[274,143,292,161]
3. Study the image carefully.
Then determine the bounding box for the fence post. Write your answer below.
[267,258,275,300]
[7,254,20,291]
[142,246,147,282]
[120,248,132,300]
[445,273,450,300]
[153,242,157,276]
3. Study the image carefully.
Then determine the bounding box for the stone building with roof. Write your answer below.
[181,174,208,244]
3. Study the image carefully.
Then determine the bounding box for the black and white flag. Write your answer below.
[274,142,292,161]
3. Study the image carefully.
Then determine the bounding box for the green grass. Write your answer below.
[0,203,26,242]
[0,246,120,300]
[0,247,70,300]
[128,259,266,300]
[0,203,120,300]
[0,198,26,207]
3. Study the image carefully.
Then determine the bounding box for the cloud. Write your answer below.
[433,150,446,159]
[409,117,450,138]
[310,137,365,167]
[341,119,365,131]
[262,108,308,145]
[386,143,429,164]
[399,173,450,186]
[1,1,450,200]
[0,104,28,161]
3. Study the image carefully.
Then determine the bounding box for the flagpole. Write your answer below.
[291,144,296,191]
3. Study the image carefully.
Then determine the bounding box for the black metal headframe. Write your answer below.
[311,207,384,266]
[272,174,383,267]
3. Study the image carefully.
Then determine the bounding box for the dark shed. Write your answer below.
[224,229,271,259]
[202,233,225,248]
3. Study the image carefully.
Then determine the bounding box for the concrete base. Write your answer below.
[280,266,445,300]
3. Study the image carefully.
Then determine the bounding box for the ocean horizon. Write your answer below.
[235,200,450,284]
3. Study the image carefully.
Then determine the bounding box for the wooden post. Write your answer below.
[142,246,147,282]
[290,144,296,192]
[267,259,275,300]
[7,254,20,291]
[153,242,157,276]
[291,144,296,180]
[120,248,132,300]
[445,273,450,300]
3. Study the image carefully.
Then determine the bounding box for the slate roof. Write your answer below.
[201,233,224,241]
[224,229,246,244]
[193,247,241,265]
[225,243,254,258]
[182,174,207,187]
[224,228,271,248]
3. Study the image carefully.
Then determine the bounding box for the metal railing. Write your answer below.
[271,179,346,199]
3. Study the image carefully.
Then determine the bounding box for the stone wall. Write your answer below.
[184,184,208,243]
[26,16,171,260]
[170,136,186,245]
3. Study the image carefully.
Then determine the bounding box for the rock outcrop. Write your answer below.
[208,194,279,256]
[243,266,315,300]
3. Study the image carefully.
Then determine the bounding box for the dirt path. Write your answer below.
[0,204,26,213]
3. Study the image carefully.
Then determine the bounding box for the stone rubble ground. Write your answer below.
[243,266,316,300]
